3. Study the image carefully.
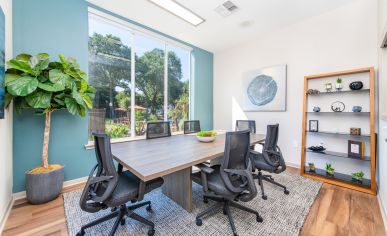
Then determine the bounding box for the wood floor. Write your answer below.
[3,167,386,236]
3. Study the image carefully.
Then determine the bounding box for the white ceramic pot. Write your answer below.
[196,136,216,142]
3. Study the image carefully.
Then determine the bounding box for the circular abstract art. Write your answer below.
[247,74,278,106]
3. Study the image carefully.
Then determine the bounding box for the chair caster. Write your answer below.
[223,209,227,215]
[148,229,155,236]
[76,230,85,236]
[233,233,239,236]
[120,218,126,225]
[203,197,208,203]
[262,195,267,200]
[196,218,203,226]
[111,207,118,212]
[256,215,263,222]
[284,190,290,195]
[146,205,153,212]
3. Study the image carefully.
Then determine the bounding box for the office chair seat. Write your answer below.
[252,153,281,173]
[192,165,244,198]
[105,171,164,207]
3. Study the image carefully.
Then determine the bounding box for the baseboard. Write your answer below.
[286,161,300,169]
[0,196,14,234]
[13,176,88,203]
[377,194,387,234]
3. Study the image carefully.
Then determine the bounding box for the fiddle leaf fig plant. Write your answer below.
[5,53,95,170]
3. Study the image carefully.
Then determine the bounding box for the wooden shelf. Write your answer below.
[301,67,376,195]
[304,167,371,188]
[305,149,371,161]
[307,89,370,96]
[306,131,370,138]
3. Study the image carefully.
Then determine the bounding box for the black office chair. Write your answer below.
[235,120,256,133]
[146,121,171,139]
[192,130,263,236]
[77,133,164,236]
[184,120,201,134]
[251,124,289,200]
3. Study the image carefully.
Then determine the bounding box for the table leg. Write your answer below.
[162,167,192,212]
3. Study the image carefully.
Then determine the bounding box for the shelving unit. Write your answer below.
[301,67,376,195]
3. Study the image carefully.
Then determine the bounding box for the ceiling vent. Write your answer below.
[215,1,239,17]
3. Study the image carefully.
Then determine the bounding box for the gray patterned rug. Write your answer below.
[64,172,322,236]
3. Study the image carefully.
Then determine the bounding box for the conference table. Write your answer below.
[111,132,265,212]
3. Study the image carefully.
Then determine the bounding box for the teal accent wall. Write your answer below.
[12,0,213,192]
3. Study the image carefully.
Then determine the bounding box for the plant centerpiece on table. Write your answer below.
[336,78,343,90]
[325,163,335,176]
[5,53,95,204]
[196,131,217,143]
[351,171,365,183]
[308,162,316,172]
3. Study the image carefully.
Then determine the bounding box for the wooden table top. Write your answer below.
[111,133,265,181]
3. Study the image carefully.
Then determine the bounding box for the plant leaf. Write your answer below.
[4,93,13,108]
[37,53,49,60]
[64,97,80,116]
[5,74,21,85]
[49,69,68,86]
[25,90,52,109]
[7,59,36,75]
[72,90,84,105]
[38,82,65,92]
[7,76,38,96]
[79,79,88,93]
[81,94,93,109]
[53,97,65,106]
[15,54,32,62]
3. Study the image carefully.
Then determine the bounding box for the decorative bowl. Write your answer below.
[349,81,363,90]
[352,106,362,112]
[196,136,216,142]
[313,106,321,112]
[308,146,326,152]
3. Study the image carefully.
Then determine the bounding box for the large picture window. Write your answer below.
[88,11,191,140]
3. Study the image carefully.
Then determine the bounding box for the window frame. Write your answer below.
[87,8,192,145]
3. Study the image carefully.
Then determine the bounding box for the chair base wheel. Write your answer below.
[203,197,208,203]
[120,218,126,225]
[76,230,85,236]
[146,205,153,212]
[196,219,203,226]
[262,195,267,200]
[223,209,227,215]
[233,233,238,236]
[284,190,290,195]
[148,229,155,236]
[257,215,263,222]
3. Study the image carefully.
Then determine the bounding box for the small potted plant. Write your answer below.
[352,171,364,183]
[5,53,95,204]
[325,163,335,176]
[308,162,316,172]
[336,78,343,90]
[196,131,217,143]
[325,82,333,92]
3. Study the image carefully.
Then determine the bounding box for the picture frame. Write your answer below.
[309,120,318,132]
[348,140,364,159]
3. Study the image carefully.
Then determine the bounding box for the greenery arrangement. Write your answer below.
[5,53,95,171]
[308,162,315,172]
[351,171,365,181]
[197,131,217,137]
[336,78,342,84]
[325,163,335,176]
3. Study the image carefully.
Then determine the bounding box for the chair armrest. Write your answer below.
[195,163,215,174]
[223,162,257,201]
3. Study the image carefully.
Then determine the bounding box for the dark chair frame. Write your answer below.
[194,131,263,236]
[77,133,157,236]
[251,124,289,200]
[235,120,256,133]
[146,121,171,139]
[183,120,201,134]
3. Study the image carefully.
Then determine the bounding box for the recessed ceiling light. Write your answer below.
[148,0,205,26]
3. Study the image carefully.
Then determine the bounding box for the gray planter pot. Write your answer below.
[25,165,64,204]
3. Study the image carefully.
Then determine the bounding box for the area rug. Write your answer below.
[64,172,322,236]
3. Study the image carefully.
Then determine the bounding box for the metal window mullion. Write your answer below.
[130,33,136,137]
[164,44,168,121]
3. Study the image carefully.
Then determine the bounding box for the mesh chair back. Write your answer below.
[263,124,279,152]
[235,120,256,133]
[220,130,257,200]
[262,124,286,171]
[184,120,201,134]
[79,133,118,213]
[146,121,171,139]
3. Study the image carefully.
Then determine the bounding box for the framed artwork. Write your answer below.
[0,6,4,119]
[242,64,287,111]
[348,140,364,159]
[309,120,318,132]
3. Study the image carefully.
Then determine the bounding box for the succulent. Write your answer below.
[325,163,334,175]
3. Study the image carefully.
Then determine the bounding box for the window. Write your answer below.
[88,10,191,140]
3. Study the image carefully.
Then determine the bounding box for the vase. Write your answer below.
[336,83,343,90]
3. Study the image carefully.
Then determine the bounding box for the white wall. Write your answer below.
[0,0,12,232]
[214,0,377,169]
[378,0,387,225]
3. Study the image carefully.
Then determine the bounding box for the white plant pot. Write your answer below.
[196,136,216,142]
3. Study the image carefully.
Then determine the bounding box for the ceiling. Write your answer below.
[88,0,355,52]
